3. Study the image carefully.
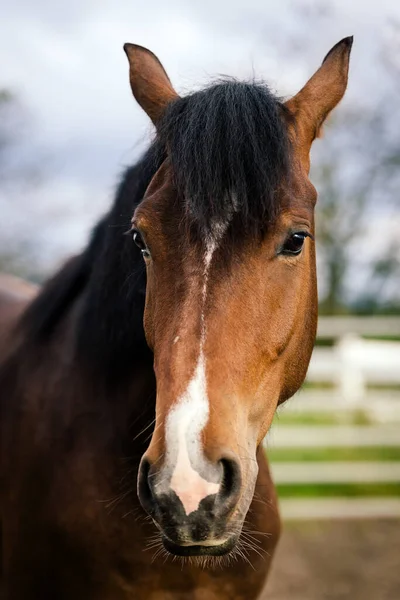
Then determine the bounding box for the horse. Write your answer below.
[0,37,352,600]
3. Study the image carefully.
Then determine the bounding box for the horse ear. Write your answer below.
[124,43,179,125]
[285,37,353,160]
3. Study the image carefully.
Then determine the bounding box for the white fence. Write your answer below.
[308,318,400,402]
[266,316,400,520]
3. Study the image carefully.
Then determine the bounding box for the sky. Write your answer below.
[0,0,399,279]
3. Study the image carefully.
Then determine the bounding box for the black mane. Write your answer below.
[19,79,291,368]
[158,79,291,234]
[20,148,162,372]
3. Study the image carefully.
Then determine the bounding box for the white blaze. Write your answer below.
[167,352,219,514]
[164,220,229,515]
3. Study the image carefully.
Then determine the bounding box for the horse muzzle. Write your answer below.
[137,453,244,555]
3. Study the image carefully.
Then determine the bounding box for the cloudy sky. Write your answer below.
[1,0,399,275]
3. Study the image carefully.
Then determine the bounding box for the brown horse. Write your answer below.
[1,37,352,599]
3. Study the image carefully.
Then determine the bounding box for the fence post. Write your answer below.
[335,333,365,403]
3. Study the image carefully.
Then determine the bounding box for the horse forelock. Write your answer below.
[156,78,292,238]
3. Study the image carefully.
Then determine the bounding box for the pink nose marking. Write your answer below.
[170,462,220,514]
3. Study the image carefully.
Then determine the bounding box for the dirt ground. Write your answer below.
[265,519,400,600]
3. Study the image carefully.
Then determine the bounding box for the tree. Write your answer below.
[313,105,400,314]
[271,2,400,314]
[0,89,44,280]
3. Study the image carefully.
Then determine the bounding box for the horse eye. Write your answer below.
[281,232,309,256]
[132,230,151,258]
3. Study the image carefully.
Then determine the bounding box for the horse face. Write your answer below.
[125,39,352,557]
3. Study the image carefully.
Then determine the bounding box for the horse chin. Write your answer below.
[162,535,238,557]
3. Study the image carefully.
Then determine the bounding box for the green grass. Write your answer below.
[277,482,400,498]
[368,383,400,391]
[314,335,400,345]
[273,410,373,426]
[302,380,400,391]
[313,338,335,347]
[301,380,335,389]
[363,335,400,342]
[267,446,400,463]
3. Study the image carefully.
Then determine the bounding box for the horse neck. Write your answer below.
[70,291,157,463]
[12,152,159,463]
[9,273,156,472]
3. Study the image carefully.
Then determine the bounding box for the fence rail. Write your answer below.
[307,338,400,401]
[279,498,400,520]
[271,462,400,484]
[279,391,400,425]
[267,425,400,447]
[268,316,400,520]
[317,316,400,337]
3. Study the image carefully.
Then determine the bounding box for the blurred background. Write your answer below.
[1,0,399,598]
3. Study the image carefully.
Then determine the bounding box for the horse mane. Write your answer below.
[19,148,162,369]
[158,78,291,235]
[19,218,107,341]
[18,79,291,369]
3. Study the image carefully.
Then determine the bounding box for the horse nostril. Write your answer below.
[137,457,155,516]
[217,456,242,515]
